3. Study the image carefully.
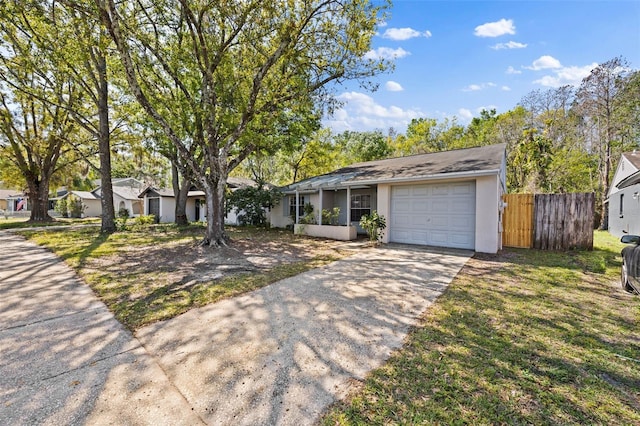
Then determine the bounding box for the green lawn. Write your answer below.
[322,231,639,425]
[0,216,100,230]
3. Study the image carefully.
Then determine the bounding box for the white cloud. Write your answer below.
[324,91,424,132]
[474,19,516,37]
[382,27,432,41]
[506,66,522,75]
[533,62,597,87]
[462,82,497,92]
[502,86,511,91]
[364,47,411,60]
[491,41,527,50]
[385,81,404,92]
[458,108,473,121]
[477,105,498,114]
[526,55,562,70]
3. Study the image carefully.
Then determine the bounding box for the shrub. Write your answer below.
[134,214,156,226]
[360,210,387,244]
[226,184,281,226]
[68,197,86,218]
[55,198,69,218]
[321,207,341,225]
[299,202,317,224]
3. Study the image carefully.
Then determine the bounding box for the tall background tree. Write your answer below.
[575,57,636,229]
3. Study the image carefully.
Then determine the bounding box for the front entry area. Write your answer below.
[389,181,476,250]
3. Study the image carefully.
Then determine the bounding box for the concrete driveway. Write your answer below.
[0,230,471,425]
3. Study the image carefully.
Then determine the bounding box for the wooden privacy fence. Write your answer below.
[502,193,595,250]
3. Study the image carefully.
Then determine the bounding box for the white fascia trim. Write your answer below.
[348,169,501,186]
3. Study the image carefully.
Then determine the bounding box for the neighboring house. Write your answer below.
[57,177,145,218]
[0,189,29,214]
[93,177,144,217]
[138,177,259,224]
[608,150,640,237]
[59,191,102,217]
[270,144,507,254]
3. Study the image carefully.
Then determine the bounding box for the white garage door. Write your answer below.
[390,181,476,249]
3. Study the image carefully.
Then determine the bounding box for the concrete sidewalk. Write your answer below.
[0,232,203,425]
[0,229,471,425]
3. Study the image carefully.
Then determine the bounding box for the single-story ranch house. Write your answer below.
[270,143,507,254]
[608,150,640,237]
[138,177,259,224]
[58,177,144,218]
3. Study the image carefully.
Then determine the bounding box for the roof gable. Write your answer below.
[610,151,640,194]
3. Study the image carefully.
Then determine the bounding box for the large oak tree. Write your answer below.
[98,0,389,246]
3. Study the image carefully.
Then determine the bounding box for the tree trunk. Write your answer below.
[97,49,116,233]
[27,177,53,222]
[202,178,228,246]
[172,163,190,225]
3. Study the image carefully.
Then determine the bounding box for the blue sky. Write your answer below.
[324,0,640,133]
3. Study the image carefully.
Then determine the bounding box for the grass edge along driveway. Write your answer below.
[322,231,639,425]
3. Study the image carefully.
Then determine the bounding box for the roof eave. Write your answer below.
[280,169,501,194]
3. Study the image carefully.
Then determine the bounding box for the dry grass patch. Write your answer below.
[21,225,354,330]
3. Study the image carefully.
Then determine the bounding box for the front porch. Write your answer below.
[275,178,378,240]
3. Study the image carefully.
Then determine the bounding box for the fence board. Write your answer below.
[503,192,594,250]
[502,194,534,248]
[533,193,594,250]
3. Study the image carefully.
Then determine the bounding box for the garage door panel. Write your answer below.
[453,183,474,195]
[450,216,474,228]
[431,184,449,196]
[450,233,474,247]
[393,199,411,212]
[430,216,449,228]
[412,185,429,196]
[429,231,449,245]
[391,182,475,250]
[431,201,450,213]
[451,198,474,212]
[412,200,429,212]
[394,187,411,197]
[393,214,412,226]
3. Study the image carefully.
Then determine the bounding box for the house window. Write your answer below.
[288,195,305,218]
[620,193,624,218]
[350,194,371,222]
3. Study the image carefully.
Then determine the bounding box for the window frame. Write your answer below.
[288,195,305,218]
[350,194,371,222]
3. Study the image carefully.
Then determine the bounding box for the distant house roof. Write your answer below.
[112,186,145,201]
[62,191,100,200]
[623,151,640,169]
[138,178,259,199]
[614,151,640,190]
[0,189,22,199]
[228,177,258,189]
[284,143,506,193]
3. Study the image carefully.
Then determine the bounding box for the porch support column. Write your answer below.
[295,189,300,224]
[318,187,323,226]
[346,186,351,226]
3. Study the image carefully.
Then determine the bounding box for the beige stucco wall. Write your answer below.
[82,199,102,217]
[474,175,502,254]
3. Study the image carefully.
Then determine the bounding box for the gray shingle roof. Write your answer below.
[285,143,506,192]
[623,151,640,170]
